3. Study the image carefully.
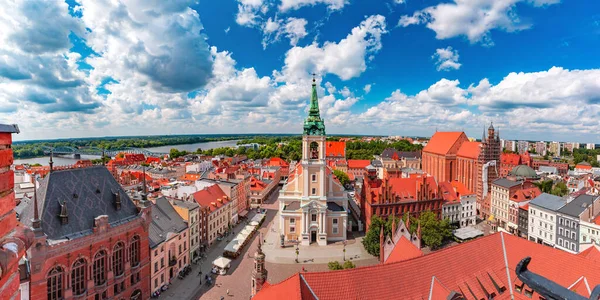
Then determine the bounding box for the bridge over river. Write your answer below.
[41,146,168,158]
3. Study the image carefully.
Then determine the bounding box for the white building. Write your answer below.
[580,218,600,250]
[587,143,596,150]
[528,193,566,246]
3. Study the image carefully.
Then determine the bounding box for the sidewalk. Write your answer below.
[161,210,259,299]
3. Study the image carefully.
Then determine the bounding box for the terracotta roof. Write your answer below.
[256,232,600,300]
[423,132,467,156]
[192,184,228,212]
[438,181,459,202]
[254,273,304,300]
[578,245,600,263]
[347,160,371,169]
[576,163,593,170]
[450,180,474,196]
[326,141,346,158]
[501,153,521,165]
[456,141,481,159]
[510,187,541,203]
[366,176,438,205]
[385,236,423,264]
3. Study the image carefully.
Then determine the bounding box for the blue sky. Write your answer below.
[1,0,599,142]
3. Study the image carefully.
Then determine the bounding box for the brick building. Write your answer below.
[532,160,569,175]
[0,124,33,300]
[22,166,151,300]
[361,168,444,231]
[422,131,469,183]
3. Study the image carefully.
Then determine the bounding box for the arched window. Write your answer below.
[93,250,107,285]
[71,258,87,296]
[113,242,125,277]
[130,235,140,267]
[310,142,319,159]
[47,266,63,300]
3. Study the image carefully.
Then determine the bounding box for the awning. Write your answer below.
[213,256,232,269]
[488,215,495,221]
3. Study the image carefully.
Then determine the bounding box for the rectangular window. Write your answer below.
[154,262,158,273]
[312,188,316,195]
[333,218,338,224]
[290,226,295,233]
[312,214,317,222]
[312,174,317,182]
[333,227,338,234]
[290,218,295,224]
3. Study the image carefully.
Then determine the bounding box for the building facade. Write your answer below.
[24,167,151,300]
[528,193,566,246]
[556,194,600,253]
[171,199,201,262]
[518,204,529,238]
[278,78,348,246]
[422,132,469,184]
[192,185,231,246]
[149,197,189,294]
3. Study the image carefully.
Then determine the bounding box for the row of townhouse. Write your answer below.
[527,193,600,253]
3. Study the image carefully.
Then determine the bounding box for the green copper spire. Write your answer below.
[303,74,326,136]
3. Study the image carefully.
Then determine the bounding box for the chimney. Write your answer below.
[211,202,217,207]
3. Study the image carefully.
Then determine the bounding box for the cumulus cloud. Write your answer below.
[398,0,559,45]
[279,0,347,12]
[432,47,461,71]
[261,17,308,48]
[236,0,267,26]
[275,15,387,82]
[363,84,372,94]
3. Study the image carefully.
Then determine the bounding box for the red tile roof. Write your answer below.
[254,274,304,300]
[501,153,522,165]
[326,141,346,158]
[256,232,600,299]
[576,163,593,170]
[192,184,228,212]
[438,181,459,202]
[347,160,371,169]
[456,141,481,159]
[578,245,600,263]
[423,132,467,156]
[268,157,289,167]
[510,187,541,203]
[450,180,474,196]
[384,236,423,264]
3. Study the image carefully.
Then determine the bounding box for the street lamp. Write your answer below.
[343,241,347,261]
[295,242,300,263]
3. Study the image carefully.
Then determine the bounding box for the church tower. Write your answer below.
[277,75,348,247]
[251,238,268,297]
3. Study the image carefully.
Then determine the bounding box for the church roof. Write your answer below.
[21,166,139,240]
[255,232,600,300]
[384,236,423,264]
[423,132,467,156]
[456,141,481,159]
[347,160,371,169]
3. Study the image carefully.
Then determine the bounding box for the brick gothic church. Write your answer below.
[22,166,152,300]
[422,124,500,219]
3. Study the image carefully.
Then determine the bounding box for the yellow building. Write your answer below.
[278,77,348,246]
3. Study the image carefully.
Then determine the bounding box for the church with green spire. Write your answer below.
[277,75,349,246]
[303,76,326,136]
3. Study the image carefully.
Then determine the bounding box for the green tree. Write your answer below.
[327,261,343,270]
[417,211,453,249]
[333,170,350,187]
[533,180,553,193]
[342,260,356,269]
[551,182,568,196]
[361,215,401,257]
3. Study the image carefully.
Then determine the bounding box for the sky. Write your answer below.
[1,0,599,142]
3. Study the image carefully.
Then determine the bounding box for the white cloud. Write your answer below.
[363,84,372,94]
[432,47,461,71]
[236,0,266,26]
[394,0,406,3]
[261,17,308,48]
[398,0,559,45]
[279,0,347,12]
[276,15,387,82]
[325,82,337,94]
[340,86,353,97]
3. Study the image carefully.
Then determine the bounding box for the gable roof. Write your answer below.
[192,184,228,212]
[149,197,188,248]
[558,194,598,217]
[501,153,522,165]
[423,132,466,156]
[385,236,424,264]
[21,166,139,240]
[256,232,600,300]
[347,160,371,169]
[326,141,346,158]
[456,141,481,159]
[529,193,567,211]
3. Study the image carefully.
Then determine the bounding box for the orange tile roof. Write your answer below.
[510,187,541,203]
[192,184,228,212]
[347,159,371,169]
[456,141,481,159]
[450,180,474,196]
[253,273,304,300]
[256,232,600,299]
[578,245,600,263]
[423,132,467,156]
[326,141,346,158]
[502,153,522,165]
[576,163,593,170]
[385,236,423,264]
[438,181,459,202]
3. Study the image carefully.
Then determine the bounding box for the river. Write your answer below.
[13,139,241,166]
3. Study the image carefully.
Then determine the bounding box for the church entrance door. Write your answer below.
[310,231,317,244]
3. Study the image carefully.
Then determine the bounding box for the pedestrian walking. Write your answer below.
[227,289,230,295]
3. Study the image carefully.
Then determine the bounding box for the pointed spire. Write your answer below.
[49,148,54,173]
[308,73,321,118]
[482,125,486,141]
[257,233,263,253]
[141,165,148,202]
[391,217,397,236]
[405,214,411,233]
[379,224,385,264]
[303,73,326,135]
[59,200,68,225]
[31,175,42,233]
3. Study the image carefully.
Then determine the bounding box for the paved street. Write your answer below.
[161,185,378,299]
